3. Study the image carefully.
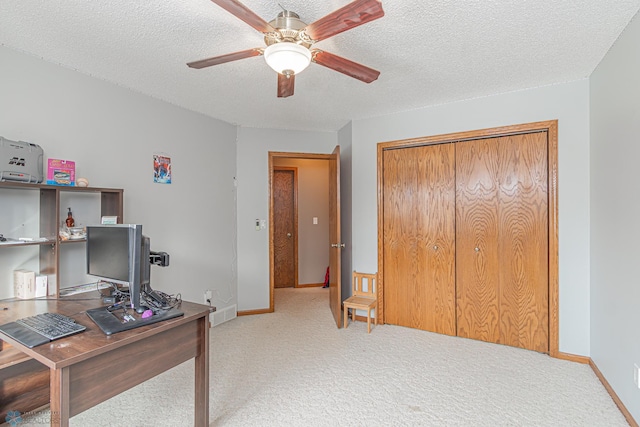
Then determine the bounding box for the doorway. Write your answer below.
[269,148,343,327]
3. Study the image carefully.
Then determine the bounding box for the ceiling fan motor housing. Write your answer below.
[265,11,312,48]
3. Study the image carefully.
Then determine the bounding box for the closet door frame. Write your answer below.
[377,120,559,356]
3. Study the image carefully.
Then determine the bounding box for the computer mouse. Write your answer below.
[141,309,153,319]
[135,305,149,314]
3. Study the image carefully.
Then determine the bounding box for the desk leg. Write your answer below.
[50,367,70,427]
[194,316,210,427]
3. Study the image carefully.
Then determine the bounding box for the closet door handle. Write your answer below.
[474,247,480,252]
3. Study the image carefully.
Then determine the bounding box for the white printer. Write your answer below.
[0,137,44,183]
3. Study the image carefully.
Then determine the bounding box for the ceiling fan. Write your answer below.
[187,0,384,98]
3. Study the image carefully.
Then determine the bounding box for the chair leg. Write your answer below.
[367,311,371,333]
[352,309,356,322]
[374,301,378,325]
[344,306,348,329]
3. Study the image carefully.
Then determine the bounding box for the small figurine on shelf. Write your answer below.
[66,207,75,228]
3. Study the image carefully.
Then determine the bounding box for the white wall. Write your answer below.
[351,80,591,356]
[272,158,329,285]
[590,11,640,421]
[0,46,238,312]
[236,127,337,311]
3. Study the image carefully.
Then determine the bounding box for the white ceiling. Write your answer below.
[1,1,638,132]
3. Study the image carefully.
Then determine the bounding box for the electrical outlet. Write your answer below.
[635,364,640,389]
[204,290,213,305]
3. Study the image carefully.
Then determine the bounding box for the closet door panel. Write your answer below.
[497,133,549,352]
[455,138,501,343]
[383,148,420,328]
[383,144,456,333]
[419,144,456,335]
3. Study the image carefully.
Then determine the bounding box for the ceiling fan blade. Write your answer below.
[312,50,380,83]
[277,73,295,98]
[187,48,262,69]
[210,0,275,33]
[304,0,384,42]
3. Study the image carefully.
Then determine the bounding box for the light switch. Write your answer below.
[313,217,318,225]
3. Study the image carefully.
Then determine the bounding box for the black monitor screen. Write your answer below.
[86,224,143,309]
[86,226,130,283]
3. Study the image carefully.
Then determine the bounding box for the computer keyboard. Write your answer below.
[16,312,86,340]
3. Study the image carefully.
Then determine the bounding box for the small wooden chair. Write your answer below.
[343,271,378,333]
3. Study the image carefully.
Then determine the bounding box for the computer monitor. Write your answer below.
[86,224,147,310]
[140,234,151,288]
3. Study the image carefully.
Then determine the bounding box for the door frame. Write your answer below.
[268,151,333,312]
[273,166,299,289]
[377,120,559,356]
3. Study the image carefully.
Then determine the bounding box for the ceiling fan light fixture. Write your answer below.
[264,42,311,75]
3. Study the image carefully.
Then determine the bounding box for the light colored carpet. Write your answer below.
[24,287,627,426]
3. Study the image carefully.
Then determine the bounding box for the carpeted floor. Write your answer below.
[25,287,627,426]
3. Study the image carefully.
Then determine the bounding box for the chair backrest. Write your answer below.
[352,271,377,298]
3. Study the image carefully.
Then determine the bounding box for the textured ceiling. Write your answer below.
[1,1,639,132]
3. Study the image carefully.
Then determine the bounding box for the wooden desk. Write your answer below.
[0,296,211,427]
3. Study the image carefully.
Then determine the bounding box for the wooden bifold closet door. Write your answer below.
[380,127,551,353]
[382,144,456,335]
[455,133,548,353]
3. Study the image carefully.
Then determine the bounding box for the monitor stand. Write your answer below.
[86,305,184,335]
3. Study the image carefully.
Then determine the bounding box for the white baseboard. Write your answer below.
[211,304,237,327]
